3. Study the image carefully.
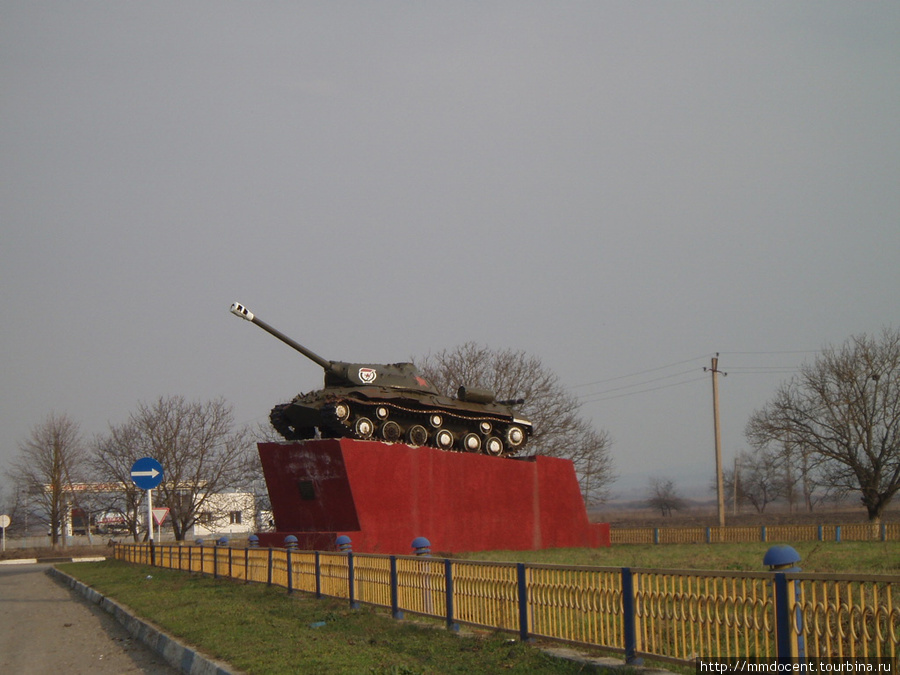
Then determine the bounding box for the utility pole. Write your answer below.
[705,355,727,527]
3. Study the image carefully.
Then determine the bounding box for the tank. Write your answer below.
[231,303,533,457]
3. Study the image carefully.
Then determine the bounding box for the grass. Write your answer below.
[456,540,900,574]
[62,559,624,675]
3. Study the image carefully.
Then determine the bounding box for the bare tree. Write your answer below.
[0,482,25,535]
[731,448,780,514]
[723,445,831,515]
[94,396,252,540]
[746,328,900,522]
[776,440,801,512]
[646,477,685,517]
[241,423,280,529]
[416,342,616,503]
[92,422,151,542]
[567,427,616,505]
[793,441,831,512]
[7,413,86,547]
[765,438,831,513]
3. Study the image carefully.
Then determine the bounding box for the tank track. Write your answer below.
[269,403,316,441]
[317,398,530,457]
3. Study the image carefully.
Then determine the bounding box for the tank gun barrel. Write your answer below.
[230,302,334,371]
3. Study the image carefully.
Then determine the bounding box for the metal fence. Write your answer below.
[113,543,899,666]
[611,523,900,545]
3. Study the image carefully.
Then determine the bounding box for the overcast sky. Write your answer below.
[2,2,898,501]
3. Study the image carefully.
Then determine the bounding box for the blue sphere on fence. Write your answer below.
[411,536,431,556]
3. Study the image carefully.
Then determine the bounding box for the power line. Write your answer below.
[572,349,809,401]
[719,350,820,356]
[578,374,708,404]
[575,367,701,400]
[570,355,709,389]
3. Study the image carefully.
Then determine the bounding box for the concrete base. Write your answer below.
[257,439,610,554]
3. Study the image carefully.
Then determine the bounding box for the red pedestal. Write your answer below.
[256,439,610,554]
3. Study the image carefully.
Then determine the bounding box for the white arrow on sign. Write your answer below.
[131,468,160,478]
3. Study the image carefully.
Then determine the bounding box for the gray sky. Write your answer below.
[2,2,898,500]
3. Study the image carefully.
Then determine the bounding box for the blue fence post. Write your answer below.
[765,545,803,661]
[212,545,218,579]
[266,548,273,586]
[348,551,359,609]
[761,526,767,542]
[621,567,642,665]
[516,563,531,643]
[315,551,322,598]
[705,527,711,544]
[653,528,659,545]
[444,558,459,631]
[410,539,434,616]
[817,525,823,541]
[882,523,887,542]
[286,548,293,594]
[390,556,403,619]
[283,535,298,593]
[773,572,792,661]
[836,526,842,542]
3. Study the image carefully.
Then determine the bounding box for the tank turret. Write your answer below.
[230,302,532,457]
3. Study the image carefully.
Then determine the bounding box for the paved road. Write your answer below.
[0,563,178,675]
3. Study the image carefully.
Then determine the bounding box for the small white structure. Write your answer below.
[188,492,256,538]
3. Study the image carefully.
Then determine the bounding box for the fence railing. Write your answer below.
[611,523,900,545]
[113,543,899,666]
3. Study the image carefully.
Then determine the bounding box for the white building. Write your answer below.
[188,492,257,538]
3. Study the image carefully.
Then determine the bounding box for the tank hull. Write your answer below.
[270,387,532,456]
[255,438,610,553]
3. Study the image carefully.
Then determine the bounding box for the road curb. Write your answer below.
[46,566,242,675]
[0,556,107,565]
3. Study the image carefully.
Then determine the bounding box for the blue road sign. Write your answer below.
[130,457,164,490]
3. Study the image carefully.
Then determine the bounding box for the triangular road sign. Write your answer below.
[152,508,170,526]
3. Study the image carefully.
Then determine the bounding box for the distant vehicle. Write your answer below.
[94,510,128,534]
[231,302,533,457]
